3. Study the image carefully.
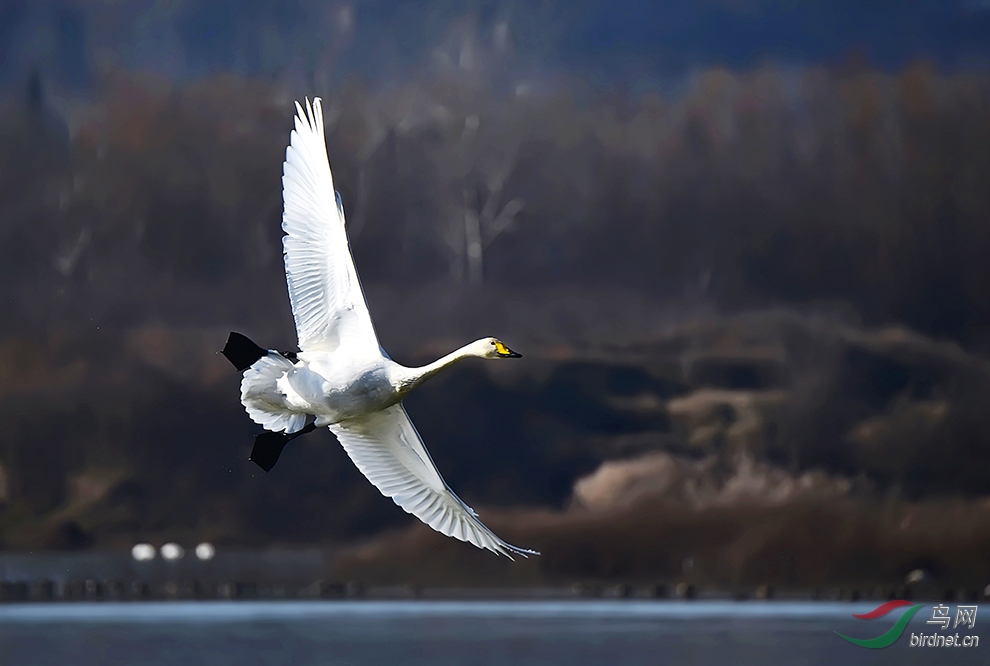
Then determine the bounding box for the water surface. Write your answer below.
[0,600,981,665]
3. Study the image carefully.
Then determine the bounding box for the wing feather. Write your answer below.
[329,404,537,558]
[281,98,378,354]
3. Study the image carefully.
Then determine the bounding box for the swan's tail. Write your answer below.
[221,332,307,435]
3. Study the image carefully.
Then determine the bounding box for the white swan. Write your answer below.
[222,98,536,559]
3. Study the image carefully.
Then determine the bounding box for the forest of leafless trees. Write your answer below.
[4,60,989,343]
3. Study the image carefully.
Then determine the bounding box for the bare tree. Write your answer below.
[461,115,524,284]
[389,16,526,286]
[422,110,525,286]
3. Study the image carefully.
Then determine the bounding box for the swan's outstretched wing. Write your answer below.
[282,98,379,354]
[329,404,538,559]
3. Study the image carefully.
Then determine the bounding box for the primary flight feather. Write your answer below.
[222,98,535,558]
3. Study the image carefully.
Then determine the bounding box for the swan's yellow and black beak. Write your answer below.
[494,340,523,358]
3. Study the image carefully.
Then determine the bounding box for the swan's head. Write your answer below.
[475,337,522,359]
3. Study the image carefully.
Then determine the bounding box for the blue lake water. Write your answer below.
[0,600,984,665]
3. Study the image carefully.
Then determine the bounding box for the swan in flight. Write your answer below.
[221,98,536,558]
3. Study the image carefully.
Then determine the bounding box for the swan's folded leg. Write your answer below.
[250,421,317,472]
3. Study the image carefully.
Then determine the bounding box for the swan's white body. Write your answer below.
[237,98,535,558]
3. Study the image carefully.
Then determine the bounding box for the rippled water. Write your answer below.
[0,600,982,665]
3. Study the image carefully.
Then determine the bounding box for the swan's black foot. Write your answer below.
[222,332,267,372]
[249,422,317,472]
[249,431,290,472]
[222,331,300,371]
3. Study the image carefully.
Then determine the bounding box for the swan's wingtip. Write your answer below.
[292,97,325,134]
[496,543,540,559]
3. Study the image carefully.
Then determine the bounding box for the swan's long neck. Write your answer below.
[394,344,479,395]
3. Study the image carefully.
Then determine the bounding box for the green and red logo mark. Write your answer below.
[836,600,925,648]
